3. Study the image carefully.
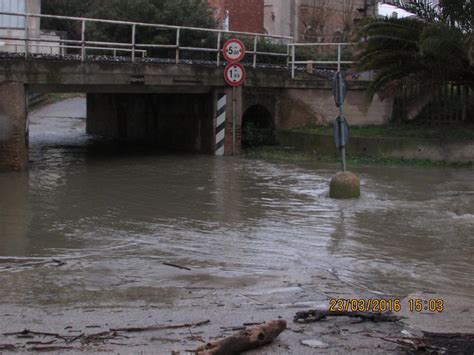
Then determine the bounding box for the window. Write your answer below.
[0,0,26,28]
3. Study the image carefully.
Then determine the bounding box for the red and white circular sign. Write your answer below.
[224,62,246,87]
[223,39,246,62]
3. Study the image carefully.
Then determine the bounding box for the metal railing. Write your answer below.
[0,12,357,78]
[289,42,356,78]
[0,11,293,66]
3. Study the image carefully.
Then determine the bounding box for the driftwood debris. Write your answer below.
[196,320,287,355]
[2,320,210,350]
[111,320,210,333]
[162,262,191,271]
[294,310,401,323]
[0,344,16,351]
[382,332,474,354]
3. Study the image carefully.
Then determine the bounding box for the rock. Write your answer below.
[301,339,329,349]
[329,171,361,199]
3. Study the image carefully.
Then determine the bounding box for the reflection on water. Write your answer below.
[0,98,473,305]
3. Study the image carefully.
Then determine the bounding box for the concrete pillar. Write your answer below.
[0,82,28,172]
[213,87,243,156]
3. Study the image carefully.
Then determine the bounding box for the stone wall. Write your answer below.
[276,87,392,129]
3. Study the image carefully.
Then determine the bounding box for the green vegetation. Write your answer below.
[291,124,474,141]
[243,146,474,168]
[42,0,217,58]
[242,122,276,148]
[356,0,472,122]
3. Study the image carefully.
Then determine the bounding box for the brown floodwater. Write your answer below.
[0,98,473,308]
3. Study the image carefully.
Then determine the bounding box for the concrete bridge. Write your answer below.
[0,12,392,172]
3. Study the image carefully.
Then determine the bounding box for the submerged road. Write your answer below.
[0,98,472,353]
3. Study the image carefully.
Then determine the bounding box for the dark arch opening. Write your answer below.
[242,105,275,148]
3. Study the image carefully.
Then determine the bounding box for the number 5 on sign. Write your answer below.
[223,39,246,63]
[224,63,246,87]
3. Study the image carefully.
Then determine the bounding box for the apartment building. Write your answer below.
[0,0,61,54]
[264,0,377,42]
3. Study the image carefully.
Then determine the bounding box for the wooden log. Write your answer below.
[196,320,286,355]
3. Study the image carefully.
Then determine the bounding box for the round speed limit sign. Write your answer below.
[224,62,246,87]
[223,39,246,62]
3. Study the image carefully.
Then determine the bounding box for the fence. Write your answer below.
[393,84,473,124]
[0,11,293,66]
[289,42,355,78]
[0,11,359,78]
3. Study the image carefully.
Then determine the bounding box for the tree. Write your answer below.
[42,0,217,49]
[341,0,359,41]
[299,0,335,42]
[356,0,473,120]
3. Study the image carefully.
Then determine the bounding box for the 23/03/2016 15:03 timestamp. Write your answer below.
[329,299,445,313]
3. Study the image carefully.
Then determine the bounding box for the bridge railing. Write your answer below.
[289,43,356,79]
[0,11,293,67]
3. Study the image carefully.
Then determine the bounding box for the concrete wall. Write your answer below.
[278,131,474,163]
[244,85,392,131]
[0,82,28,172]
[0,0,62,55]
[276,87,392,129]
[264,0,295,37]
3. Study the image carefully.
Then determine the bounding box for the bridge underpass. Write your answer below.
[0,11,393,172]
[0,59,393,172]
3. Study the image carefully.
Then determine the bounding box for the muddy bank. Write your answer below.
[277,130,474,163]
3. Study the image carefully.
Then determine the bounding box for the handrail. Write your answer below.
[0,11,293,40]
[0,11,293,66]
[288,42,356,78]
[0,11,357,76]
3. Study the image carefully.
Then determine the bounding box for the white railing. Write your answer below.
[289,42,356,78]
[0,11,292,66]
[0,11,357,78]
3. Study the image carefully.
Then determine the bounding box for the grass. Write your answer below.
[291,124,474,141]
[243,146,474,168]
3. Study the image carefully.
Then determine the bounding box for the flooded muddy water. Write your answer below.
[0,98,473,309]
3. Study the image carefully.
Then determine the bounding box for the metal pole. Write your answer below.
[24,15,29,58]
[216,31,221,66]
[81,20,86,61]
[339,99,347,172]
[253,35,257,68]
[337,44,341,72]
[286,40,291,69]
[232,86,236,155]
[131,24,136,62]
[175,28,180,64]
[291,44,296,79]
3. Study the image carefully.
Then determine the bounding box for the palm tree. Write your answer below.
[356,0,472,121]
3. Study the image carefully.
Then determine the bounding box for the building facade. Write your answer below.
[0,0,61,54]
[264,0,377,42]
[208,0,265,33]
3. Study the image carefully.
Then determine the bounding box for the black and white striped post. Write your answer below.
[215,93,227,156]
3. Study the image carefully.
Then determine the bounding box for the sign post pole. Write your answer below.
[329,71,360,199]
[232,86,236,155]
[339,105,347,172]
[222,39,246,156]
